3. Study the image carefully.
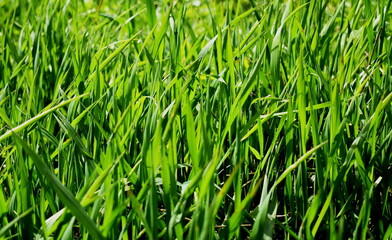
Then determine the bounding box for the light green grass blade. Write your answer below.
[0,93,88,142]
[272,141,328,191]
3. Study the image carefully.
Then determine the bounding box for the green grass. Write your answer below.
[0,0,391,239]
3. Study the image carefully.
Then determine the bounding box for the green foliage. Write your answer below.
[0,0,391,239]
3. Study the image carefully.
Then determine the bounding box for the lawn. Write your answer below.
[0,0,391,239]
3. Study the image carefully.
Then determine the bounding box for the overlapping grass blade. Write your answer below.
[11,134,104,240]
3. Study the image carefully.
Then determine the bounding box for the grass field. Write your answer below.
[0,0,391,239]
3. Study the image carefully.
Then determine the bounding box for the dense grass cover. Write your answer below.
[0,0,391,239]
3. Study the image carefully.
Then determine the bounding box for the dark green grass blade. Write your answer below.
[11,134,104,240]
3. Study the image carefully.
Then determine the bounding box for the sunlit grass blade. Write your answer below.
[0,93,88,142]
